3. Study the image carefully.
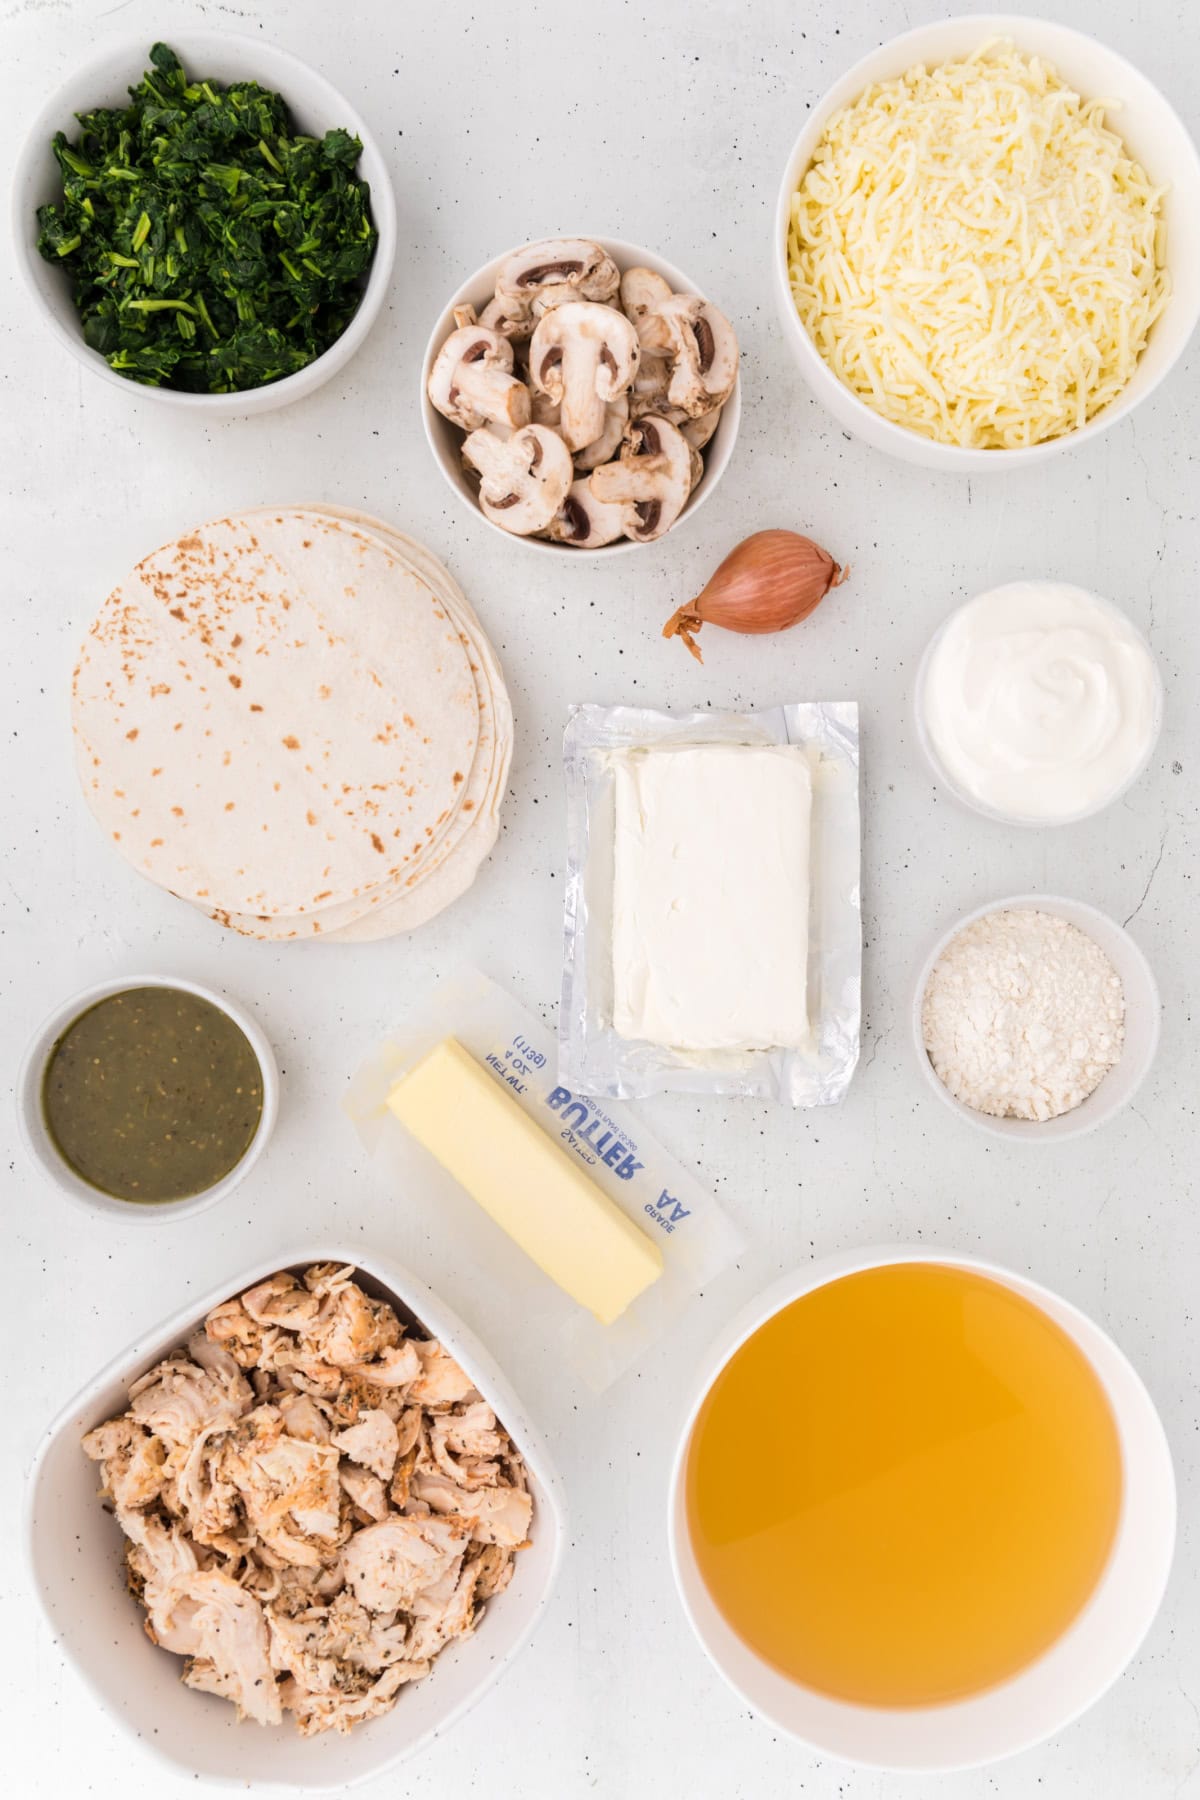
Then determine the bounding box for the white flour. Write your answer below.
[922,909,1125,1121]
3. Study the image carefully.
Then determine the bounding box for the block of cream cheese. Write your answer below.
[387,1037,663,1324]
[611,744,812,1051]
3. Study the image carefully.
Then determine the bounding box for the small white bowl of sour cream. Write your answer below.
[914,583,1163,827]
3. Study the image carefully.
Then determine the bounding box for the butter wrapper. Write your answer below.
[561,702,862,1106]
[345,968,742,1393]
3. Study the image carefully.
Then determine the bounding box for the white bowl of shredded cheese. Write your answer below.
[912,895,1160,1141]
[775,18,1200,468]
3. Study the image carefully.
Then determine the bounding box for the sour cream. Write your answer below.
[919,582,1160,823]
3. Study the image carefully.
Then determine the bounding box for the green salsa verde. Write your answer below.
[42,986,264,1204]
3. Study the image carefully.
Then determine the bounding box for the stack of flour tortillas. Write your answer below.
[72,506,513,941]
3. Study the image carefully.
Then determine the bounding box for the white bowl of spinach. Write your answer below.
[13,36,396,411]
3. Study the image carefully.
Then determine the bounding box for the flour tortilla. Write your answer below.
[193,508,512,941]
[73,513,481,919]
[195,514,496,936]
[316,511,512,940]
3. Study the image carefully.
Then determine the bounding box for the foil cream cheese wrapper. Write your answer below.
[560,702,862,1106]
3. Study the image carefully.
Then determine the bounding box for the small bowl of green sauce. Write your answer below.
[17,976,278,1221]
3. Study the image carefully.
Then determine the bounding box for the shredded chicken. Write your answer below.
[412,1470,533,1547]
[83,1266,531,1737]
[331,1408,399,1481]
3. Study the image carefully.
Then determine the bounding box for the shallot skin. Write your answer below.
[663,529,847,661]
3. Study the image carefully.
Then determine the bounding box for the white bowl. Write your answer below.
[16,973,279,1222]
[914,585,1164,827]
[772,15,1200,470]
[421,236,741,556]
[24,1244,566,1791]
[668,1244,1176,1773]
[912,895,1160,1142]
[11,33,397,414]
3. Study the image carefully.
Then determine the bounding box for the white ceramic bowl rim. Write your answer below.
[419,233,741,557]
[12,31,397,414]
[914,583,1165,827]
[24,1242,567,1792]
[668,1244,1176,1774]
[772,14,1200,469]
[15,972,279,1222]
[911,894,1161,1143]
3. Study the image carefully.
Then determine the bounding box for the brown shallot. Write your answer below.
[663,529,847,662]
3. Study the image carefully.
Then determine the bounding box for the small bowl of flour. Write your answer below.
[913,896,1160,1141]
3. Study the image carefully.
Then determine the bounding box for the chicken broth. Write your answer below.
[42,986,263,1203]
[685,1263,1123,1708]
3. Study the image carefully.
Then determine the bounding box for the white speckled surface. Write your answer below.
[2,2,1198,1795]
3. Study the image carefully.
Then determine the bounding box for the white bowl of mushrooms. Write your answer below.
[421,237,741,554]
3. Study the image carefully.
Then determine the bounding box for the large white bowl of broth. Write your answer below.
[668,1246,1175,1771]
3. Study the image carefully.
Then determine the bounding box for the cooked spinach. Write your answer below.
[36,42,378,392]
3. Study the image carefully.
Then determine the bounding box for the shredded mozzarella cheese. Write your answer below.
[788,39,1169,449]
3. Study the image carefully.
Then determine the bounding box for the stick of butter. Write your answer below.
[387,1038,663,1325]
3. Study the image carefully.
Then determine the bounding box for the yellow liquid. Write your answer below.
[686,1263,1123,1707]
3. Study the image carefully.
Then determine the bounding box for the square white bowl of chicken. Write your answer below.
[23,1250,565,1790]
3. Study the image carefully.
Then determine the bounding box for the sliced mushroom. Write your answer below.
[573,395,629,471]
[547,478,628,549]
[530,387,562,431]
[627,335,688,420]
[619,267,674,330]
[496,238,620,314]
[530,302,639,453]
[630,391,680,424]
[633,292,740,418]
[461,424,573,536]
[428,326,531,432]
[510,335,534,386]
[589,414,694,542]
[480,291,535,342]
[681,405,722,449]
